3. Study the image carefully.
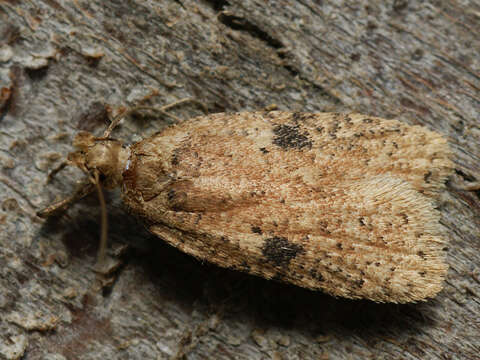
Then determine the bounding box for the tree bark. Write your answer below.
[0,1,479,359]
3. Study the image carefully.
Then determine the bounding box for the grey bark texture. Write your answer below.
[0,1,479,359]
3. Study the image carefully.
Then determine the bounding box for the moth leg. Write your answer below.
[90,256,124,291]
[36,181,95,218]
[46,161,69,184]
[102,97,208,138]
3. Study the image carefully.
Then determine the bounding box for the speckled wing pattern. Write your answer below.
[122,111,453,303]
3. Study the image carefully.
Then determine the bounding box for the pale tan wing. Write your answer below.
[123,111,453,303]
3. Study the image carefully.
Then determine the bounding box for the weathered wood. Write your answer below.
[0,1,479,359]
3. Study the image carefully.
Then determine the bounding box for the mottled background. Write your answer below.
[0,1,479,359]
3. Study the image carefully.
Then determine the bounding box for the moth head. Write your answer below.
[37,100,206,271]
[37,100,207,274]
[68,131,130,189]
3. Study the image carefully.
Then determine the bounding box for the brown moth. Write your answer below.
[39,110,453,303]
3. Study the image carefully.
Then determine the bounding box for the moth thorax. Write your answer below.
[85,141,130,189]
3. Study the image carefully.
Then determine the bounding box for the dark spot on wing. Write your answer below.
[261,236,305,268]
[292,112,303,123]
[259,147,269,154]
[328,120,341,139]
[354,279,365,288]
[240,261,251,271]
[171,153,179,165]
[424,171,432,183]
[291,112,316,123]
[318,220,331,234]
[272,124,313,150]
[251,226,262,234]
[194,214,202,225]
[309,269,325,282]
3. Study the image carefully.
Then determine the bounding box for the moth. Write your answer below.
[38,106,453,303]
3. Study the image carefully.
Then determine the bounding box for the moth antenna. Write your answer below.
[36,180,96,218]
[160,97,208,114]
[102,97,208,138]
[92,170,108,270]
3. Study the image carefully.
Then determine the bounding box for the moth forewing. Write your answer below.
[119,111,453,303]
